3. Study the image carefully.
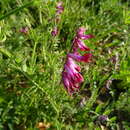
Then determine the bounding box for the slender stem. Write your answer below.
[0,48,60,115]
[31,41,37,68]
[0,1,33,20]
[17,66,60,115]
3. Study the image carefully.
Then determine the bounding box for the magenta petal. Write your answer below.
[62,57,84,94]
[19,27,28,34]
[62,72,73,90]
[76,27,94,39]
[66,57,81,72]
[77,27,86,36]
[64,63,81,81]
[82,53,92,62]
[56,10,64,14]
[78,34,94,40]
[51,27,58,36]
[74,73,84,83]
[68,53,92,63]
[73,37,90,51]
[62,72,70,87]
[62,72,80,95]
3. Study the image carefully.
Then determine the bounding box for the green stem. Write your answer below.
[85,87,99,109]
[31,41,37,68]
[17,66,60,115]
[0,48,59,116]
[0,1,33,20]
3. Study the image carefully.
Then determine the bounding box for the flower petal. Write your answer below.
[77,27,86,36]
[73,37,90,51]
[66,57,81,72]
[78,34,94,40]
[68,53,92,63]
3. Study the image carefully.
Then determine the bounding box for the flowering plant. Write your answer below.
[51,1,64,36]
[62,27,94,95]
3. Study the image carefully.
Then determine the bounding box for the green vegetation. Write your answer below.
[0,0,129,129]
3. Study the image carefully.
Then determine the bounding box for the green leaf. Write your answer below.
[0,48,12,58]
[95,104,103,113]
[109,116,117,122]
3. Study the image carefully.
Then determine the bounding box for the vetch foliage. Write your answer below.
[0,0,129,129]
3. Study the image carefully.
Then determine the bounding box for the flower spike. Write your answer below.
[62,27,94,95]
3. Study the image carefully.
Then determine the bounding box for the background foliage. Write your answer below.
[0,0,129,129]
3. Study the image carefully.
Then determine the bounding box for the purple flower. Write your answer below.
[79,34,94,40]
[72,27,94,52]
[56,1,64,15]
[62,27,94,95]
[51,2,64,36]
[62,57,83,95]
[73,37,90,51]
[64,64,84,83]
[68,53,92,63]
[62,52,92,95]
[51,27,58,36]
[76,27,94,40]
[66,57,81,72]
[76,27,86,36]
[19,27,29,34]
[62,72,80,94]
[98,115,108,122]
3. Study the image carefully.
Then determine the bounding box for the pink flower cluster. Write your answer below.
[62,27,94,95]
[51,1,64,36]
[56,1,64,15]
